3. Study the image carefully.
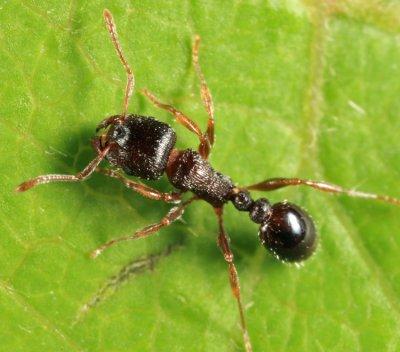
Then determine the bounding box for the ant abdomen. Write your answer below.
[259,202,317,262]
[230,191,317,262]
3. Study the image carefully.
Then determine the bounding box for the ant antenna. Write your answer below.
[103,9,135,118]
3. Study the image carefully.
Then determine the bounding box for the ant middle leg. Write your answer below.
[193,35,215,153]
[15,144,111,192]
[103,9,134,118]
[90,196,198,258]
[214,207,253,352]
[96,168,182,203]
[142,89,210,158]
[247,177,400,206]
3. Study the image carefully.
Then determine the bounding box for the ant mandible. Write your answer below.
[16,9,400,352]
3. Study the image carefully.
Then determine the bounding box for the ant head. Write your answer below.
[259,202,317,262]
[95,115,130,150]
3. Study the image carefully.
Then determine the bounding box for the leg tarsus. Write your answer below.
[246,177,400,206]
[214,207,253,352]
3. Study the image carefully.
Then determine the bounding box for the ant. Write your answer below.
[16,9,400,352]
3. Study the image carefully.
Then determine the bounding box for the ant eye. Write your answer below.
[112,124,129,147]
[113,125,125,138]
[259,202,317,262]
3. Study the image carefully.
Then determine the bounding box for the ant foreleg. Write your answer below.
[247,177,400,206]
[214,207,253,352]
[90,196,198,258]
[96,168,182,203]
[16,145,111,192]
[141,89,210,158]
[103,9,134,118]
[193,35,215,155]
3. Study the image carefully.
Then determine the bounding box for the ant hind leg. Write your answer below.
[214,207,253,352]
[246,177,400,206]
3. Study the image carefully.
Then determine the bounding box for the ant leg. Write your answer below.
[141,89,210,159]
[247,177,400,206]
[214,207,253,352]
[193,35,215,157]
[90,196,198,258]
[96,168,182,203]
[16,145,111,192]
[103,9,134,117]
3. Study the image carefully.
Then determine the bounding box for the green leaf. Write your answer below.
[1,1,400,351]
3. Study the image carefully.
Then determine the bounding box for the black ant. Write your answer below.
[16,9,400,352]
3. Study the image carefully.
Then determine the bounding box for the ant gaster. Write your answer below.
[16,10,400,352]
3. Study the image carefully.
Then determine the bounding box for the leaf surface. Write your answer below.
[1,1,400,351]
